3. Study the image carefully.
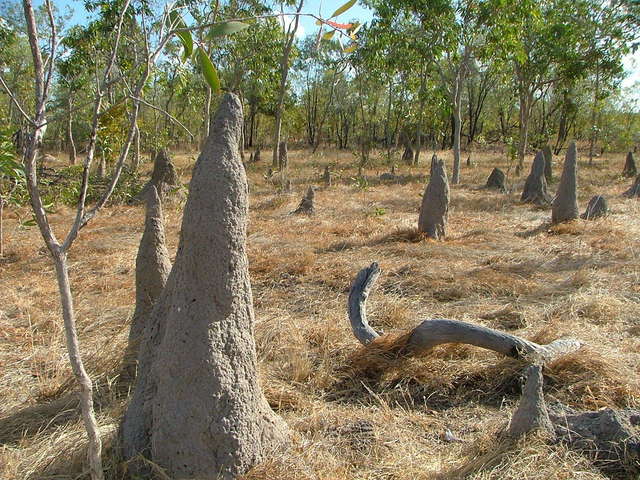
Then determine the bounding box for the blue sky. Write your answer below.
[52,0,639,94]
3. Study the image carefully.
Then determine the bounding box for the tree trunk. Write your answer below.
[272,1,303,168]
[53,251,104,480]
[67,96,76,165]
[132,123,141,172]
[0,197,4,257]
[202,85,212,149]
[452,71,463,184]
[588,62,600,166]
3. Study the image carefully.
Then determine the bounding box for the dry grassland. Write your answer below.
[0,146,639,479]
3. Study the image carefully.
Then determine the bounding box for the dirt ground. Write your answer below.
[1,146,639,479]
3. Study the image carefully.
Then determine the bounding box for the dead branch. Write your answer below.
[348,263,582,362]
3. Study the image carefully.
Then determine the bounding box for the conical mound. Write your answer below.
[552,141,579,223]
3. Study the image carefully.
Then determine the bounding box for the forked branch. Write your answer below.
[348,263,583,363]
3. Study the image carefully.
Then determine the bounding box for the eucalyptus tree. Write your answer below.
[479,0,594,174]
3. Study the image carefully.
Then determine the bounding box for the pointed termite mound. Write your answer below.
[323,165,331,187]
[581,195,608,220]
[552,141,579,224]
[133,149,180,203]
[521,150,552,205]
[121,93,288,479]
[485,167,507,192]
[622,151,636,178]
[542,145,553,183]
[418,155,449,239]
[507,365,555,438]
[292,186,315,215]
[623,175,640,198]
[122,186,171,379]
[253,146,261,163]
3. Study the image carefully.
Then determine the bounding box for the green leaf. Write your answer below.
[21,218,36,227]
[168,11,193,62]
[330,0,357,19]
[197,47,221,93]
[322,30,335,40]
[209,21,249,38]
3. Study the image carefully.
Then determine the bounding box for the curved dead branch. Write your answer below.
[348,263,583,362]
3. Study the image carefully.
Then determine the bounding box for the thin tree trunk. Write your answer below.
[67,96,76,165]
[53,252,103,480]
[452,69,463,184]
[132,122,141,172]
[588,62,600,166]
[0,197,4,257]
[516,73,532,175]
[203,85,212,147]
[272,0,303,169]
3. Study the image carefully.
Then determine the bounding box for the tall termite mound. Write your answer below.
[418,155,449,239]
[552,141,579,223]
[622,151,636,178]
[121,93,288,479]
[132,149,179,203]
[122,186,171,378]
[521,150,552,205]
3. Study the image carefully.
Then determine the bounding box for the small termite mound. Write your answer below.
[485,167,507,192]
[581,195,608,220]
[292,186,315,215]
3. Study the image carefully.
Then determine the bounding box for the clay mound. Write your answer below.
[521,151,552,205]
[417,155,449,239]
[485,167,507,192]
[581,195,608,220]
[551,141,579,223]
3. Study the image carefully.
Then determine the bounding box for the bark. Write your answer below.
[52,252,104,479]
[418,155,449,240]
[348,262,583,362]
[521,151,552,205]
[588,62,600,166]
[551,141,579,224]
[67,96,76,165]
[542,144,553,183]
[0,197,4,257]
[121,93,288,478]
[581,195,608,220]
[122,186,171,379]
[132,123,140,172]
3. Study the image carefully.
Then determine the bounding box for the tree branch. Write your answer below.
[348,263,583,363]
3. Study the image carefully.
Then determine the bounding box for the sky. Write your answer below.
[50,0,640,95]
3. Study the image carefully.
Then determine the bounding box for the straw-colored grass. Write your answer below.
[0,146,638,479]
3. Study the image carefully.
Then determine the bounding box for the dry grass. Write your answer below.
[1,147,639,479]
